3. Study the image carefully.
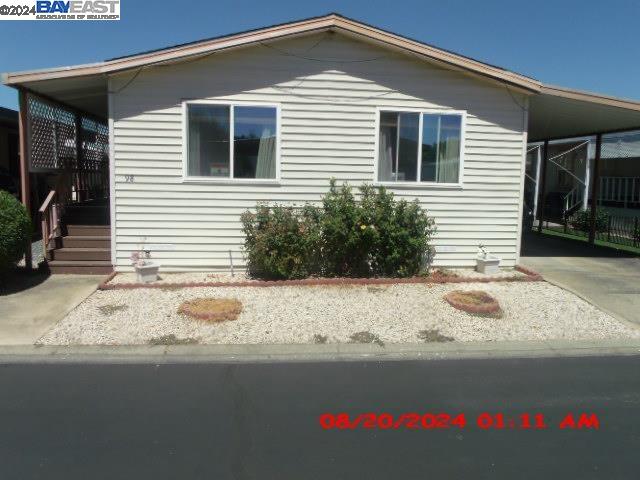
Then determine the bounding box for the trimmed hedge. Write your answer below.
[241,180,436,280]
[0,191,31,273]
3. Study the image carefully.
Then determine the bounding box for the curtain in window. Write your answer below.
[188,125,201,175]
[437,136,460,183]
[378,126,394,181]
[255,129,276,179]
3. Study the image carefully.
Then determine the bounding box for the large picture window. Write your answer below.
[377,110,464,184]
[185,102,278,180]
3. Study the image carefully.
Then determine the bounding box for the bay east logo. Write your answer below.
[0,0,120,20]
[36,1,119,14]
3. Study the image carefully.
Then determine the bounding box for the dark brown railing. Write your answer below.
[540,211,640,250]
[39,189,61,254]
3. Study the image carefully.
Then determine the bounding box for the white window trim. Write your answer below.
[182,99,281,184]
[373,107,466,189]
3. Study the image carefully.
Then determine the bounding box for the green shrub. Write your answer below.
[360,184,436,277]
[0,191,31,273]
[240,203,322,280]
[319,181,371,277]
[240,180,436,279]
[569,208,609,233]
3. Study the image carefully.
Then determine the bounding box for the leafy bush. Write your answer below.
[241,204,322,280]
[359,184,436,277]
[241,180,436,279]
[569,208,609,233]
[319,181,371,277]
[0,191,31,273]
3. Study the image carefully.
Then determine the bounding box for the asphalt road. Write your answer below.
[1,354,639,479]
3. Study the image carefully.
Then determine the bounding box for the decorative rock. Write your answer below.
[444,290,502,316]
[178,298,243,322]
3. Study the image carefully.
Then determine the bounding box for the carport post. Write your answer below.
[18,88,32,271]
[536,140,549,233]
[588,134,603,244]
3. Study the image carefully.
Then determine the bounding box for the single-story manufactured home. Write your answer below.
[4,13,640,273]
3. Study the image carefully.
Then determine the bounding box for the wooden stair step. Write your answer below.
[66,225,111,236]
[52,247,111,261]
[61,235,111,249]
[48,260,112,275]
[63,217,110,226]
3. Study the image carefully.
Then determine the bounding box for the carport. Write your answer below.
[523,86,640,325]
[526,84,640,245]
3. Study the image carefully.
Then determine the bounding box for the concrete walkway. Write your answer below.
[520,232,640,325]
[0,274,103,345]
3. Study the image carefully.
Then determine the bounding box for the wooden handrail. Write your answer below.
[39,189,56,214]
[39,189,61,255]
[38,167,110,258]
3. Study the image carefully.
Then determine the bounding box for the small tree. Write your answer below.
[0,191,32,275]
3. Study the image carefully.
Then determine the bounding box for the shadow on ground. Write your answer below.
[521,232,636,258]
[521,232,640,324]
[0,267,50,296]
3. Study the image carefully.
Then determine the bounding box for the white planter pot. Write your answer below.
[135,262,160,283]
[476,255,500,275]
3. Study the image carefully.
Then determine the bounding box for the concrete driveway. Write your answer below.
[0,274,103,345]
[520,232,640,325]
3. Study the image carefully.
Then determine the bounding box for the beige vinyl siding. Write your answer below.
[110,33,527,271]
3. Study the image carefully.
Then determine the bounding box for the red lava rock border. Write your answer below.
[514,264,543,281]
[97,265,544,291]
[444,290,502,315]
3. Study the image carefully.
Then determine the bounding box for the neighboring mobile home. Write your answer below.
[4,14,640,273]
[0,107,19,198]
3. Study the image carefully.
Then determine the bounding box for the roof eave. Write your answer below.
[2,13,542,93]
[540,84,640,112]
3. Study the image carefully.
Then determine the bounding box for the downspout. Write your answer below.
[18,87,32,271]
[514,95,529,265]
[107,76,117,270]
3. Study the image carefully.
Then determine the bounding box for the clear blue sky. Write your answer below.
[1,0,639,110]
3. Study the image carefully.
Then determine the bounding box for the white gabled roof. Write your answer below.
[2,13,542,93]
[5,13,640,137]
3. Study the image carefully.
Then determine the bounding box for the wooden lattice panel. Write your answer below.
[81,117,109,171]
[27,94,108,173]
[27,96,64,172]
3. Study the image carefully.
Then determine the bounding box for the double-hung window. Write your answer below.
[185,102,279,180]
[377,109,464,184]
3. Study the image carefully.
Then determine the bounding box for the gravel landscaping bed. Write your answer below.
[39,281,640,345]
[436,268,527,280]
[108,271,252,285]
[105,268,525,286]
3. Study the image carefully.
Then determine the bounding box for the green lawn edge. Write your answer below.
[539,228,640,256]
